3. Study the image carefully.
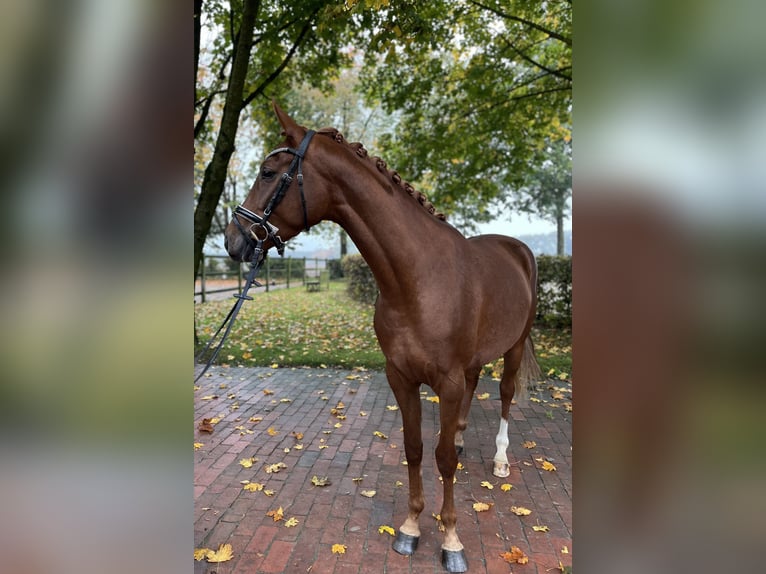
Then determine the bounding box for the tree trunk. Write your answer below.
[340,230,348,257]
[556,212,565,256]
[194,0,258,280]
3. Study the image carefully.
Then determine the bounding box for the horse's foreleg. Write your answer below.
[388,366,424,556]
[494,343,524,477]
[436,383,468,573]
[455,366,480,455]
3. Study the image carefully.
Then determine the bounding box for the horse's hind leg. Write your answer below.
[387,364,425,556]
[493,342,524,477]
[454,365,480,455]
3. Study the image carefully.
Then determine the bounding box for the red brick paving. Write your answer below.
[194,366,572,573]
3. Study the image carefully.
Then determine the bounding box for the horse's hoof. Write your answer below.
[493,461,510,478]
[441,548,468,573]
[392,532,419,556]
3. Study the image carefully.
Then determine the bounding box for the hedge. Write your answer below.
[342,254,378,305]
[535,255,572,327]
[342,253,572,327]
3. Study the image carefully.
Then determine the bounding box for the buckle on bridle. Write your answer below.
[234,205,286,256]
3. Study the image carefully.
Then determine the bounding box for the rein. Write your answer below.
[194,130,316,382]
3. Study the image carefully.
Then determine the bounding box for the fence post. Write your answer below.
[287,257,291,289]
[200,253,206,303]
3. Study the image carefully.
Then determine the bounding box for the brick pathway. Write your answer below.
[194,366,571,573]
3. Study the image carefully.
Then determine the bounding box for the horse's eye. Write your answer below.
[261,167,276,181]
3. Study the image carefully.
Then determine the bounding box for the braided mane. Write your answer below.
[316,128,447,221]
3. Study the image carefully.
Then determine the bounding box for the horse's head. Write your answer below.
[224,102,331,262]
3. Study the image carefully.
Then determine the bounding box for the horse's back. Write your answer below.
[467,234,536,288]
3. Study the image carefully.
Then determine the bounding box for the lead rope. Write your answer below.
[194,240,265,383]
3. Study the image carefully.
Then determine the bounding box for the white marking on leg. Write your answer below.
[493,418,510,477]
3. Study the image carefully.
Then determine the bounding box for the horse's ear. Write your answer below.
[272,100,304,144]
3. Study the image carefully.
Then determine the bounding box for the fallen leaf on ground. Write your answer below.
[500,484,513,492]
[378,525,395,536]
[473,502,493,512]
[311,475,331,487]
[373,431,388,439]
[266,507,284,522]
[540,460,557,472]
[386,405,399,411]
[284,517,299,527]
[500,546,528,564]
[243,482,264,492]
[510,506,532,516]
[331,544,347,555]
[476,392,490,400]
[265,462,287,474]
[239,457,257,468]
[523,440,537,449]
[249,416,263,423]
[263,389,274,395]
[360,490,376,497]
[197,419,215,433]
[267,427,279,436]
[480,481,494,490]
[291,431,304,440]
[426,396,440,403]
[200,395,217,401]
[532,525,550,532]
[206,543,234,563]
[193,442,204,450]
[194,548,209,561]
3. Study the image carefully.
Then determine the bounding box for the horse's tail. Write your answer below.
[514,336,542,405]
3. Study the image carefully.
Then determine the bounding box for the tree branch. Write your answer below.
[501,38,572,82]
[241,7,320,109]
[468,0,571,46]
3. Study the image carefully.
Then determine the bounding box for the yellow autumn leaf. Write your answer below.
[280,398,292,403]
[264,489,275,496]
[561,545,569,554]
[194,548,210,561]
[284,517,299,527]
[267,427,278,436]
[523,440,537,449]
[547,368,556,376]
[270,363,279,369]
[360,490,376,497]
[426,396,439,403]
[239,457,257,468]
[500,484,513,492]
[533,525,550,532]
[331,544,347,555]
[473,502,492,512]
[457,462,464,470]
[291,431,304,440]
[206,543,234,563]
[558,372,569,380]
[294,444,304,450]
[263,389,275,395]
[334,422,343,428]
[510,506,532,516]
[249,416,263,423]
[194,442,204,450]
[243,482,264,492]
[480,481,494,490]
[359,411,368,416]
[500,546,528,564]
[266,507,284,521]
[311,475,331,486]
[541,460,557,472]
[386,405,399,411]
[476,392,490,400]
[378,525,395,536]
[373,431,388,439]
[265,462,287,474]
[336,401,346,409]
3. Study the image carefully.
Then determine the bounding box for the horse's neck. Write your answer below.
[330,175,462,298]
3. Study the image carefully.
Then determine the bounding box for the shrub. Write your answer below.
[342,254,378,305]
[535,255,572,327]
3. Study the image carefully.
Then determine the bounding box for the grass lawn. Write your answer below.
[194,281,571,380]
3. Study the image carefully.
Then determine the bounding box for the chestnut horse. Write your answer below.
[225,103,541,573]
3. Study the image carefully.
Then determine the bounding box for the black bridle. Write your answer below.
[195,130,316,382]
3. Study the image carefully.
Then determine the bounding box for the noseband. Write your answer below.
[195,130,315,382]
[232,129,316,259]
